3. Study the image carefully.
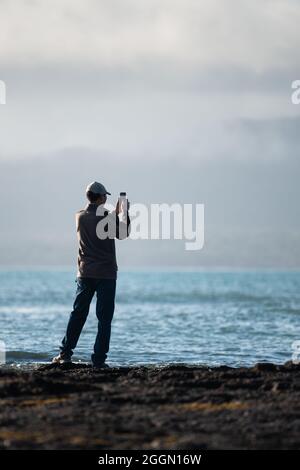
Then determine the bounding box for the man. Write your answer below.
[52,181,130,368]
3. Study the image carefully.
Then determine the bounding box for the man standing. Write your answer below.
[52,182,130,368]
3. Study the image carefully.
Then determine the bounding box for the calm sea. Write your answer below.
[0,269,299,367]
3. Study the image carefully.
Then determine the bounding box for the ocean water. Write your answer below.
[0,269,299,367]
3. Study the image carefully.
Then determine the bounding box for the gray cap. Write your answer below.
[86,181,111,195]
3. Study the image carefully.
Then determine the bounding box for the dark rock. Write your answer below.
[254,363,278,372]
[271,381,290,392]
[0,363,299,450]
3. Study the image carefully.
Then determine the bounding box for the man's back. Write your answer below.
[76,203,118,279]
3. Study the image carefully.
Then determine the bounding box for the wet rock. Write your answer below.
[253,363,278,372]
[271,381,290,392]
[0,363,299,449]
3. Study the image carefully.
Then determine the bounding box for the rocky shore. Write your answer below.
[0,362,300,450]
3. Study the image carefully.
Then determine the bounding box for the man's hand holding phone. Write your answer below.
[115,192,130,216]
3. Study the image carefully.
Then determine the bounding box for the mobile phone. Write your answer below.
[119,192,128,212]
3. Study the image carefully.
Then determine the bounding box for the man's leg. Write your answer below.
[60,278,96,357]
[92,279,116,366]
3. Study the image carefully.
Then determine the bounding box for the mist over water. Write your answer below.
[1,269,299,367]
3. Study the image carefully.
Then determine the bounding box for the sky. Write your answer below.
[0,0,299,268]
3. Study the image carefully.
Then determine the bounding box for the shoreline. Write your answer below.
[1,361,300,450]
[3,359,288,370]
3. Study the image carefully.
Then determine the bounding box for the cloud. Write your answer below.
[0,121,300,267]
[0,1,299,266]
[1,1,299,157]
[0,62,296,158]
[0,0,299,70]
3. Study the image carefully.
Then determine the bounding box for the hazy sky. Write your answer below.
[0,0,299,267]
